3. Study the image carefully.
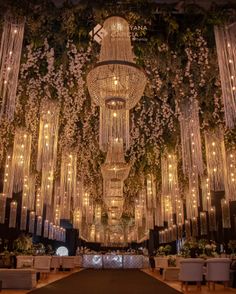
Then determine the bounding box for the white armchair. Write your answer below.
[179,258,204,291]
[154,257,168,270]
[34,256,52,279]
[16,256,34,269]
[51,256,61,272]
[61,256,75,271]
[206,258,231,290]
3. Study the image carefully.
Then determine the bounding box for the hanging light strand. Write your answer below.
[11,129,32,195]
[204,128,227,191]
[214,23,236,128]
[60,152,77,220]
[179,99,203,176]
[0,15,25,120]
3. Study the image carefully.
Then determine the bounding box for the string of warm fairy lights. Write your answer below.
[214,23,236,128]
[0,15,25,121]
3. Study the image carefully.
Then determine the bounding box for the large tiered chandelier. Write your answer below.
[87,16,147,151]
[87,16,147,241]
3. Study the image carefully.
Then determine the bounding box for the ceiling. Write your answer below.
[51,0,236,10]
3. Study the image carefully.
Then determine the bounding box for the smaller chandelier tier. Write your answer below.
[87,63,146,110]
[87,16,146,110]
[104,195,124,208]
[99,105,129,151]
[101,139,131,181]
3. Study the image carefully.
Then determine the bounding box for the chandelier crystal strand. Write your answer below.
[60,152,77,220]
[74,181,83,211]
[185,219,191,238]
[209,206,217,231]
[9,200,17,228]
[0,15,25,120]
[43,219,49,238]
[22,176,29,209]
[201,177,211,211]
[53,185,61,226]
[146,174,156,209]
[225,149,236,201]
[37,101,59,171]
[35,187,43,216]
[191,217,198,237]
[0,194,7,224]
[11,129,32,194]
[178,224,183,240]
[28,211,35,234]
[73,208,82,230]
[95,205,102,225]
[20,176,29,230]
[135,202,142,227]
[41,168,54,207]
[179,99,203,176]
[101,138,131,182]
[3,154,13,198]
[214,23,236,128]
[200,211,208,236]
[20,206,27,230]
[204,128,227,191]
[154,194,164,226]
[161,153,179,222]
[221,199,231,228]
[188,170,199,218]
[37,101,59,206]
[99,106,130,151]
[28,175,36,211]
[36,215,42,236]
[176,198,184,225]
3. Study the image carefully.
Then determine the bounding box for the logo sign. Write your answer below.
[89,23,148,43]
[89,24,107,44]
[130,25,148,42]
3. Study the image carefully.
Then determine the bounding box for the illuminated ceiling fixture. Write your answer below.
[87,16,147,151]
[101,138,131,182]
[0,14,25,121]
[214,23,236,128]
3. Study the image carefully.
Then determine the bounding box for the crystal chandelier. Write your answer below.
[214,23,236,128]
[101,138,131,182]
[0,14,25,120]
[87,16,147,151]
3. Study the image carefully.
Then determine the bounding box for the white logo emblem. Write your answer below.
[89,24,107,44]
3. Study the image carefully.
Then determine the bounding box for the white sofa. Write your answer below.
[0,269,37,289]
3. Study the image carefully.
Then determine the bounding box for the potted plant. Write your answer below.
[228,240,236,256]
[13,234,33,255]
[164,245,172,256]
[156,246,165,256]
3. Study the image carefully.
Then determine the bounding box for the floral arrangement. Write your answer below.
[179,238,218,258]
[228,240,236,254]
[156,244,172,256]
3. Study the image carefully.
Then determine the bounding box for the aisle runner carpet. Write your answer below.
[28,269,181,294]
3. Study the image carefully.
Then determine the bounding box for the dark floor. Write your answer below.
[28,269,181,294]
